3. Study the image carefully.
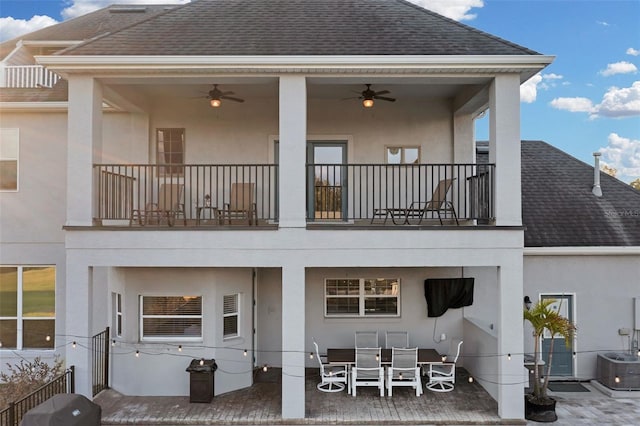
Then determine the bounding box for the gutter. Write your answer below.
[524,247,640,256]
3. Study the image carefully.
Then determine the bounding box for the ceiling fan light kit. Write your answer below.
[362,98,374,108]
[206,84,244,108]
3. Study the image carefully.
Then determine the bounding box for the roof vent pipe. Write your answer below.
[592,152,603,197]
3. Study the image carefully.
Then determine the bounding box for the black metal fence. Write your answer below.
[307,163,495,223]
[94,164,278,225]
[0,366,74,426]
[92,326,110,396]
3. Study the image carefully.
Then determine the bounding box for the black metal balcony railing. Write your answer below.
[93,163,494,226]
[94,164,278,225]
[307,163,495,223]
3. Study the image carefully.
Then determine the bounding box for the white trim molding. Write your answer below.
[524,246,640,256]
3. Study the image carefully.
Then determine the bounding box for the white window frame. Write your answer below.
[324,278,400,318]
[112,292,123,338]
[0,128,19,192]
[139,295,202,342]
[223,293,240,340]
[385,146,421,164]
[0,265,56,350]
[155,128,185,177]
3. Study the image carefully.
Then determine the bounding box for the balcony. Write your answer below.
[93,163,494,228]
[1,65,61,88]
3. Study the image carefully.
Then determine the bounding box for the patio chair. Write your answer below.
[221,182,257,225]
[351,347,385,397]
[386,347,422,396]
[405,178,458,225]
[355,331,378,348]
[313,341,348,392]
[385,331,409,349]
[425,340,463,392]
[136,183,186,226]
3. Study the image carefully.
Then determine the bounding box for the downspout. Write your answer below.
[252,268,258,369]
[592,152,603,197]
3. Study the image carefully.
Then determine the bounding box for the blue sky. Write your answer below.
[1,0,639,183]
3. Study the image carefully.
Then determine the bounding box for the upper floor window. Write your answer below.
[0,129,19,191]
[156,128,184,176]
[140,295,202,341]
[223,294,240,339]
[386,146,420,164]
[0,266,56,350]
[324,278,400,317]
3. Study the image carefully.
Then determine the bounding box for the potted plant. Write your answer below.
[523,298,576,422]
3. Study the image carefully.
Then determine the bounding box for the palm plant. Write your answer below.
[523,298,577,402]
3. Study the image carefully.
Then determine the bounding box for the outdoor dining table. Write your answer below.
[326,348,442,366]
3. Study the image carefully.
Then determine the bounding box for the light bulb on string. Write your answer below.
[178,345,182,352]
[45,335,51,342]
[309,352,314,359]
[199,358,205,366]
[243,349,247,357]
[111,340,116,347]
[263,365,268,372]
[135,350,140,357]
[615,376,620,383]
[507,353,511,361]
[468,376,474,383]
[72,341,77,349]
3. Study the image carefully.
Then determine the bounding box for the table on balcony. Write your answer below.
[196,206,221,226]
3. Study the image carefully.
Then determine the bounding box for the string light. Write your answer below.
[468,376,474,383]
[614,376,620,383]
[309,352,314,359]
[111,340,116,347]
[45,335,51,342]
[262,365,268,372]
[375,354,379,361]
[399,372,403,380]
[243,349,247,357]
[573,351,577,359]
[135,350,140,357]
[199,358,205,366]
[441,355,447,362]
[72,341,77,349]
[507,354,511,361]
[178,345,182,352]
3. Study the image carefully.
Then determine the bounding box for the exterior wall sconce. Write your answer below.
[524,296,532,311]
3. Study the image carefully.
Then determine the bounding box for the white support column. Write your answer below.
[278,76,307,228]
[497,254,525,419]
[281,264,305,419]
[67,76,103,226]
[489,74,521,226]
[65,257,93,397]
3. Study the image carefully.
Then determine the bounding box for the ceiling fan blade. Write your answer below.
[374,90,390,96]
[342,96,362,101]
[221,95,244,103]
[374,96,396,102]
[220,91,235,96]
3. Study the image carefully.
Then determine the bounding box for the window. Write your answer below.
[140,295,202,341]
[223,294,240,339]
[0,129,19,191]
[325,278,400,317]
[112,292,123,338]
[156,128,184,176]
[386,146,420,164]
[0,266,55,350]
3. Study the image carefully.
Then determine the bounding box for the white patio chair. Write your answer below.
[351,347,385,397]
[386,347,422,396]
[312,341,348,392]
[426,340,463,392]
[355,331,378,348]
[385,331,409,348]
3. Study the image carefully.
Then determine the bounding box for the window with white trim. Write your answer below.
[156,128,184,176]
[112,292,123,338]
[0,129,19,191]
[0,266,55,349]
[223,294,240,339]
[324,278,400,317]
[140,295,202,341]
[386,146,420,164]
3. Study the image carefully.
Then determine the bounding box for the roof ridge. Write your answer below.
[393,0,540,55]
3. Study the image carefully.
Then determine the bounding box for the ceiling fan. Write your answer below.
[206,84,244,107]
[346,84,396,108]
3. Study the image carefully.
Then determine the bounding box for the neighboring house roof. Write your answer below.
[0,79,68,102]
[479,140,640,247]
[0,4,174,60]
[60,0,540,56]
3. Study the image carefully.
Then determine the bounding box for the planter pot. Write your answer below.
[525,394,557,422]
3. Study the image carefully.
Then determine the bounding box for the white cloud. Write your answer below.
[0,15,58,42]
[520,74,542,103]
[600,61,638,76]
[407,0,484,21]
[550,97,594,113]
[61,0,189,20]
[595,81,640,118]
[543,73,564,80]
[627,48,640,56]
[599,133,640,183]
[596,21,610,27]
[550,81,640,118]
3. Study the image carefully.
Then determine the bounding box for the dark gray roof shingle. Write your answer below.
[62,0,540,56]
[480,141,640,247]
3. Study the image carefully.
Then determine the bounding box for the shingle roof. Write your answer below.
[0,79,68,102]
[480,141,640,247]
[0,5,173,60]
[62,0,540,56]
